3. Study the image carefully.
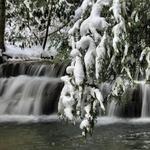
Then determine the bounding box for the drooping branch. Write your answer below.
[58,0,131,136]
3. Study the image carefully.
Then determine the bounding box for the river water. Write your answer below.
[0,61,150,150]
[0,116,150,150]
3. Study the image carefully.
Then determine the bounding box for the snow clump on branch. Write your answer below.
[59,0,130,136]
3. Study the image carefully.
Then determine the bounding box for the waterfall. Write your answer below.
[107,100,118,117]
[0,61,68,77]
[141,83,150,117]
[1,61,150,118]
[0,61,66,116]
[0,76,63,115]
[106,82,150,118]
[106,84,143,118]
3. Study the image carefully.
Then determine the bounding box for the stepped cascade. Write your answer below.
[0,61,149,118]
[0,61,68,77]
[141,83,150,117]
[0,61,67,115]
[107,83,150,118]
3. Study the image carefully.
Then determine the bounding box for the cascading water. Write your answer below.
[1,60,150,119]
[0,61,67,116]
[107,100,118,117]
[141,83,150,117]
[0,76,63,115]
[106,82,150,118]
[0,61,68,77]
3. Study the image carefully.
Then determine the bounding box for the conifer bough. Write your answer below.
[58,0,150,136]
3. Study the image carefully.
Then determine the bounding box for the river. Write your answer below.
[0,116,150,150]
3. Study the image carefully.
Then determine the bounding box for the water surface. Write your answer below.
[0,116,150,150]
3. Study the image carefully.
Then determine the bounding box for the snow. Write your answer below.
[74,0,92,20]
[76,36,96,82]
[68,19,82,35]
[58,0,131,135]
[24,0,31,10]
[140,47,150,81]
[74,56,85,85]
[70,49,82,58]
[58,76,76,120]
[122,67,132,80]
[84,104,91,115]
[80,119,90,130]
[64,107,74,121]
[112,19,126,53]
[111,77,131,97]
[92,88,105,111]
[78,0,110,41]
[62,95,75,107]
[4,43,55,60]
[80,11,109,39]
[110,0,122,23]
[5,44,43,59]
[66,66,74,75]
[95,32,107,79]
[76,36,95,50]
[122,42,129,63]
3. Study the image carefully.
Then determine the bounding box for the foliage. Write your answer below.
[2,0,150,136]
[58,0,150,136]
[5,0,77,55]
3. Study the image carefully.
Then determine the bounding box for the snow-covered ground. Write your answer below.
[4,43,57,60]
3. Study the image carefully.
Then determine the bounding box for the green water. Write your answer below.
[0,120,150,150]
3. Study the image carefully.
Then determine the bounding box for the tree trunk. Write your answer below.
[42,0,53,50]
[0,0,6,52]
[42,12,51,50]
